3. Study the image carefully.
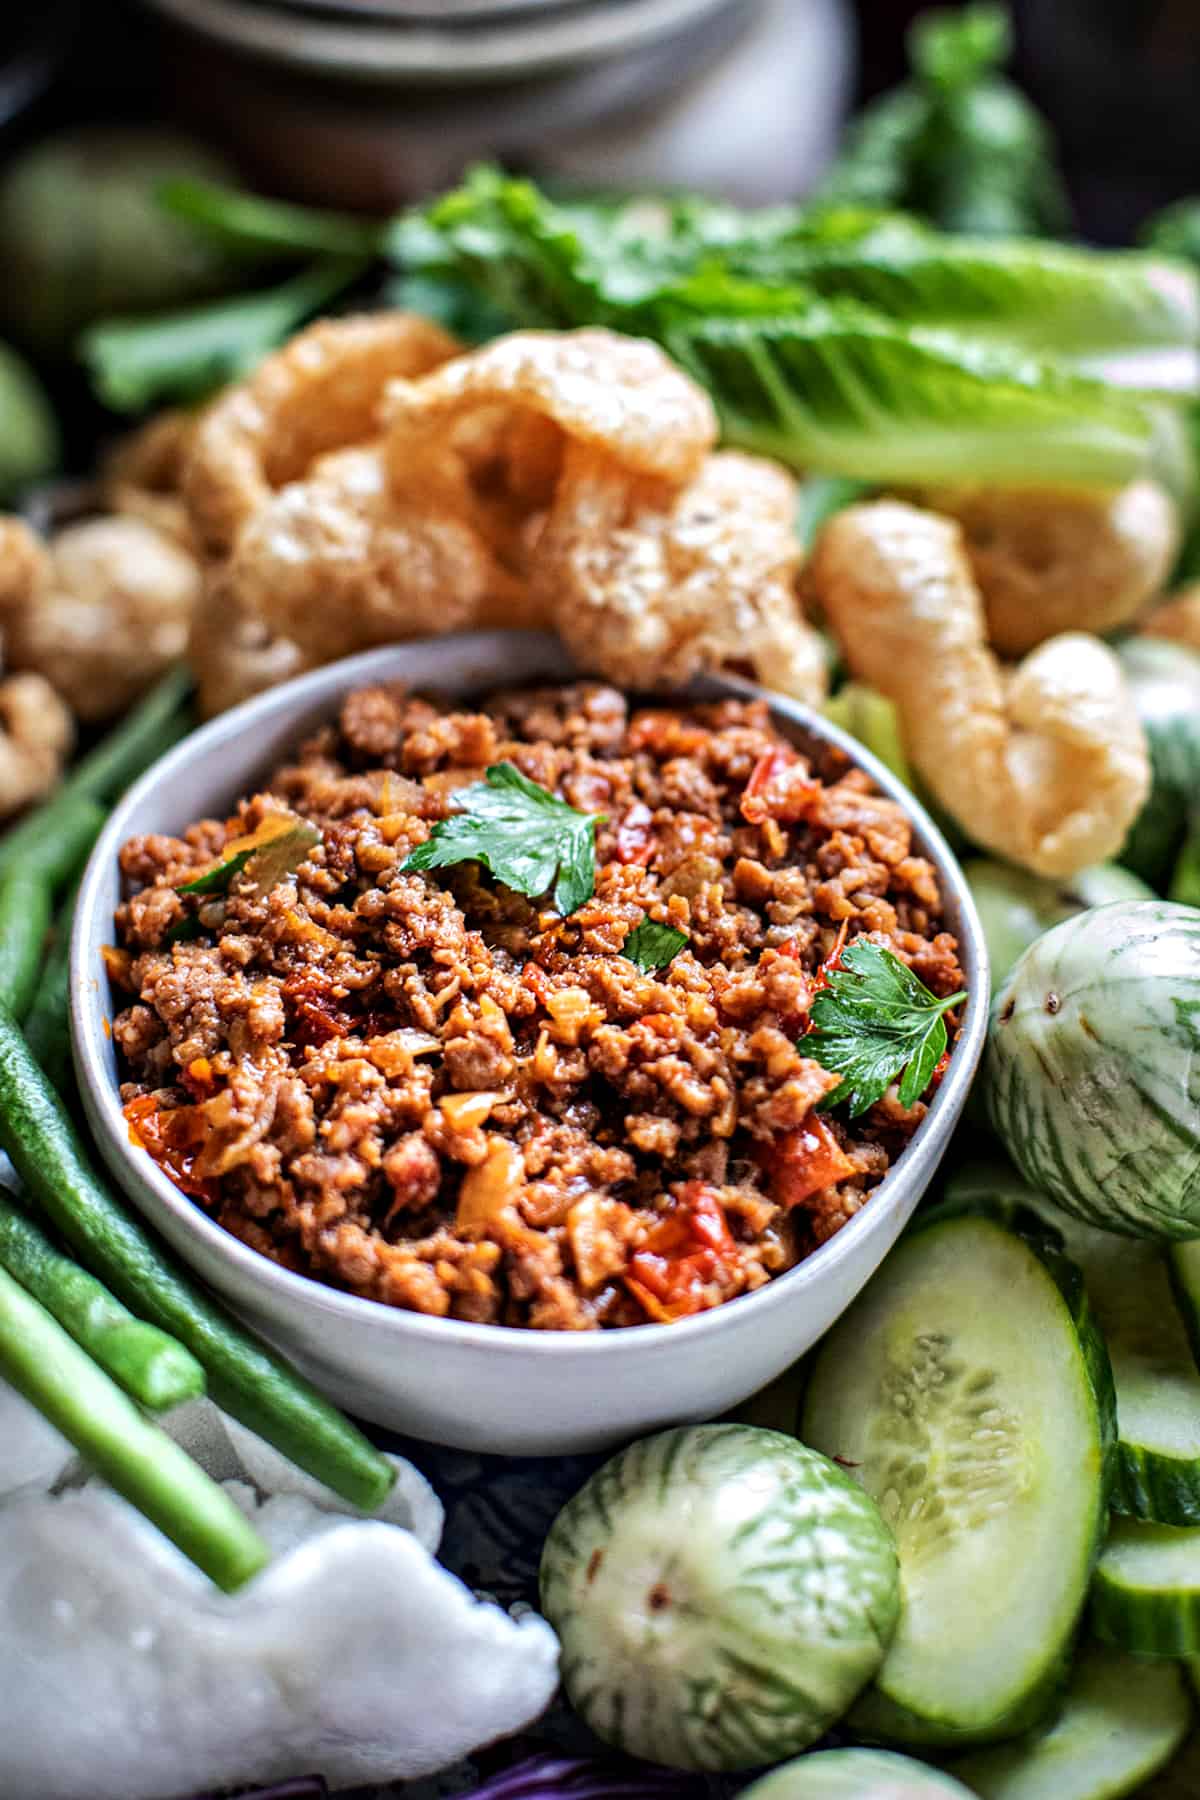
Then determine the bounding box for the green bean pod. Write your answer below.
[20,791,107,892]
[0,667,193,885]
[0,1192,204,1410]
[22,883,78,1092]
[0,1260,267,1590]
[0,1008,395,1511]
[0,871,51,1016]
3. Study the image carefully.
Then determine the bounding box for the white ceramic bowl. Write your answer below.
[72,632,988,1455]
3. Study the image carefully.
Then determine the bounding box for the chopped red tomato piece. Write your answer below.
[124,1094,219,1206]
[740,747,818,826]
[624,1183,740,1322]
[812,920,850,996]
[278,972,394,1047]
[769,1117,856,1209]
[614,800,656,865]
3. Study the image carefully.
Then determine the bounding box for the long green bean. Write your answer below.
[0,1260,267,1590]
[62,664,193,803]
[0,872,51,1016]
[23,881,78,1092]
[20,791,107,891]
[0,1007,395,1510]
[0,668,193,884]
[0,1192,204,1410]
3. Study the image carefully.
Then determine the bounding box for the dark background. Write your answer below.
[6,0,1200,245]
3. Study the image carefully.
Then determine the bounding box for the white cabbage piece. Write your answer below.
[0,1389,559,1799]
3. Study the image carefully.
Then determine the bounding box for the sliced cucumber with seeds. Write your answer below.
[1092,1518,1200,1656]
[802,1213,1115,1747]
[945,1161,1200,1525]
[741,1748,975,1799]
[1168,1239,1200,1366]
[950,1642,1192,1800]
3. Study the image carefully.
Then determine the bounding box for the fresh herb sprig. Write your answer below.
[177,818,320,899]
[807,939,966,1118]
[622,918,688,973]
[403,761,602,916]
[80,258,366,412]
[168,817,320,943]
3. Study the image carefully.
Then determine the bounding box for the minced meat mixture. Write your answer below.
[112,682,964,1330]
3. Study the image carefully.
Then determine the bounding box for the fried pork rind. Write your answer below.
[182,318,815,702]
[538,446,827,702]
[102,408,198,550]
[0,671,74,817]
[1141,583,1200,654]
[916,480,1179,657]
[0,516,51,615]
[185,312,464,557]
[185,320,733,691]
[222,442,524,666]
[810,500,1149,877]
[382,327,717,490]
[4,516,200,721]
[189,565,312,720]
[0,1388,559,1800]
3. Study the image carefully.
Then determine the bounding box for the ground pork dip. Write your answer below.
[111,681,965,1331]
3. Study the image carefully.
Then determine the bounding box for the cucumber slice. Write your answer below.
[1092,1518,1200,1656]
[1138,1729,1200,1800]
[802,1213,1114,1746]
[741,1747,974,1799]
[1168,1240,1200,1366]
[946,1163,1200,1525]
[950,1642,1192,1800]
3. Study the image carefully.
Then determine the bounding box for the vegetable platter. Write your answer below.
[6,1,1200,1796]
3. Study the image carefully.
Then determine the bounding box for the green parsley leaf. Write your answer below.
[622,918,688,973]
[806,939,966,1119]
[402,761,603,916]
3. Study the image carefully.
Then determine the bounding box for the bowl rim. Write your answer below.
[71,631,989,1361]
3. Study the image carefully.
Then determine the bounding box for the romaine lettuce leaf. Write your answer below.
[757,220,1200,393]
[395,169,1198,491]
[664,299,1162,488]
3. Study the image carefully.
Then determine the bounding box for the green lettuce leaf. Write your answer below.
[663,297,1163,488]
[395,167,1196,490]
[80,257,366,412]
[158,179,385,260]
[757,218,1200,393]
